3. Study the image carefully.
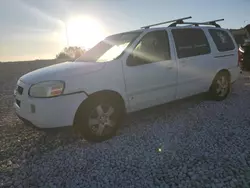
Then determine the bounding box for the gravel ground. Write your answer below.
[1,61,250,188]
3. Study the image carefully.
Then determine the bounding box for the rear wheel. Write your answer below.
[210,72,231,101]
[74,95,124,142]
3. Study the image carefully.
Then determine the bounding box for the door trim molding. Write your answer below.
[127,82,176,96]
[214,54,235,58]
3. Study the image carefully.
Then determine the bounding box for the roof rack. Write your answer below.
[141,16,192,29]
[168,19,224,28]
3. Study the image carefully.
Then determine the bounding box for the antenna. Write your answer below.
[141,16,192,29]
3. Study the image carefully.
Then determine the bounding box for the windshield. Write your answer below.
[76,32,141,62]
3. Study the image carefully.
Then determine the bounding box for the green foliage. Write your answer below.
[56,46,86,61]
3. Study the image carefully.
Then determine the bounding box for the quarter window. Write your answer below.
[172,28,211,58]
[209,29,235,52]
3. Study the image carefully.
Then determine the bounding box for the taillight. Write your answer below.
[238,46,244,66]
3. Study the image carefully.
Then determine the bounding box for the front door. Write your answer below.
[122,30,177,112]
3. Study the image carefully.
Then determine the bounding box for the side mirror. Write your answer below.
[127,53,148,66]
[127,54,139,66]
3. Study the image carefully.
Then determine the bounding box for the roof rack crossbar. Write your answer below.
[201,19,224,24]
[200,19,224,28]
[169,19,224,28]
[141,16,192,29]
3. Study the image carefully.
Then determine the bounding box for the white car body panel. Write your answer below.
[14,26,240,128]
[20,61,105,85]
[65,59,128,106]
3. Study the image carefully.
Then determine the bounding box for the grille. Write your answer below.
[16,99,21,107]
[17,86,23,95]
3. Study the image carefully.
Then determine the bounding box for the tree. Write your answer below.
[56,46,86,61]
[56,52,71,60]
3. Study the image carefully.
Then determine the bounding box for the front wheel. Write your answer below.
[74,95,124,142]
[210,72,231,101]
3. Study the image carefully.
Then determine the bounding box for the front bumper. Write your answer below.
[14,80,87,128]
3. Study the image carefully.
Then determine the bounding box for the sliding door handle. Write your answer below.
[179,60,187,64]
[179,60,187,67]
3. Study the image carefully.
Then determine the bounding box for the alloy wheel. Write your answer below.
[216,75,229,97]
[88,104,115,136]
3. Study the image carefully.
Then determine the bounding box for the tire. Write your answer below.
[74,94,124,142]
[210,72,231,101]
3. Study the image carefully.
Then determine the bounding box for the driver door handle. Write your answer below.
[165,63,174,69]
[166,66,173,69]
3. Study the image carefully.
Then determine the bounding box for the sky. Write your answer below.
[0,0,249,62]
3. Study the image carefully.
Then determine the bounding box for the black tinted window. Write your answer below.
[172,28,211,58]
[127,30,171,66]
[209,29,235,52]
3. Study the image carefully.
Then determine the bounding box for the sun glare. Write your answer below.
[66,16,106,48]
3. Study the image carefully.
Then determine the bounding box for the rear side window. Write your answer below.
[209,29,235,52]
[172,28,211,58]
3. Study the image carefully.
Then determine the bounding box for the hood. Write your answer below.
[20,61,105,84]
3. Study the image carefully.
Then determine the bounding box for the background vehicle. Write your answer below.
[14,17,240,142]
[238,25,250,70]
[245,24,250,38]
[239,39,250,70]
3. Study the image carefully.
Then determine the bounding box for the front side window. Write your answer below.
[172,28,211,58]
[209,29,235,52]
[127,30,171,66]
[76,32,141,63]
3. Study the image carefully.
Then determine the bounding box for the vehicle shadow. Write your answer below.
[122,92,208,130]
[34,92,208,147]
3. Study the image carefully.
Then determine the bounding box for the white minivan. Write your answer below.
[14,17,240,141]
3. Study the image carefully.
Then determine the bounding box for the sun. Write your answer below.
[65,16,106,48]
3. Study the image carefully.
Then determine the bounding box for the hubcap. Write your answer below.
[88,104,115,136]
[216,76,229,97]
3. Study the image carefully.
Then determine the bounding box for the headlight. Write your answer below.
[29,81,65,98]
